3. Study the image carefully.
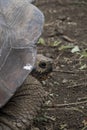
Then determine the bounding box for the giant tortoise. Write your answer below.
[0,0,52,129]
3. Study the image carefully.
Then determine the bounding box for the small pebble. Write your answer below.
[31,127,40,130]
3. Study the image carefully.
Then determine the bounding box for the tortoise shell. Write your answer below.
[0,0,44,108]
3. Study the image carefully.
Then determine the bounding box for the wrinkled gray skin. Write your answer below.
[0,54,52,130]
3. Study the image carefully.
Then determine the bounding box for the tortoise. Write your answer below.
[0,0,52,130]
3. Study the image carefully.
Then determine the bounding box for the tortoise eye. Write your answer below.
[39,61,47,69]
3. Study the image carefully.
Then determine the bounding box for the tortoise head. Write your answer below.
[0,0,44,108]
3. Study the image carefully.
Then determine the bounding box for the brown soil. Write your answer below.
[34,1,87,130]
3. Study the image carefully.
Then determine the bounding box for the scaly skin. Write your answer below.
[0,75,46,130]
[0,55,52,130]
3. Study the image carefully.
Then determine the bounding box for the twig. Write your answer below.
[67,83,87,88]
[65,107,86,116]
[53,69,86,75]
[81,125,87,130]
[78,97,87,101]
[44,100,87,108]
[53,70,76,74]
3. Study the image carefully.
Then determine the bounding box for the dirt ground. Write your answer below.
[34,1,87,130]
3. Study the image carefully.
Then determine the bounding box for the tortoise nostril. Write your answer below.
[39,61,46,69]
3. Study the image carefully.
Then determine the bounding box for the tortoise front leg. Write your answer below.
[0,75,46,130]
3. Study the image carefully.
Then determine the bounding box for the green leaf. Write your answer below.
[60,124,67,130]
[59,45,73,51]
[51,40,61,47]
[79,64,87,70]
[38,38,45,45]
[80,51,87,58]
[71,46,80,53]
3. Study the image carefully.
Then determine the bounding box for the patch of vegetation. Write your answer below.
[58,45,73,51]
[50,40,62,47]
[38,38,46,45]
